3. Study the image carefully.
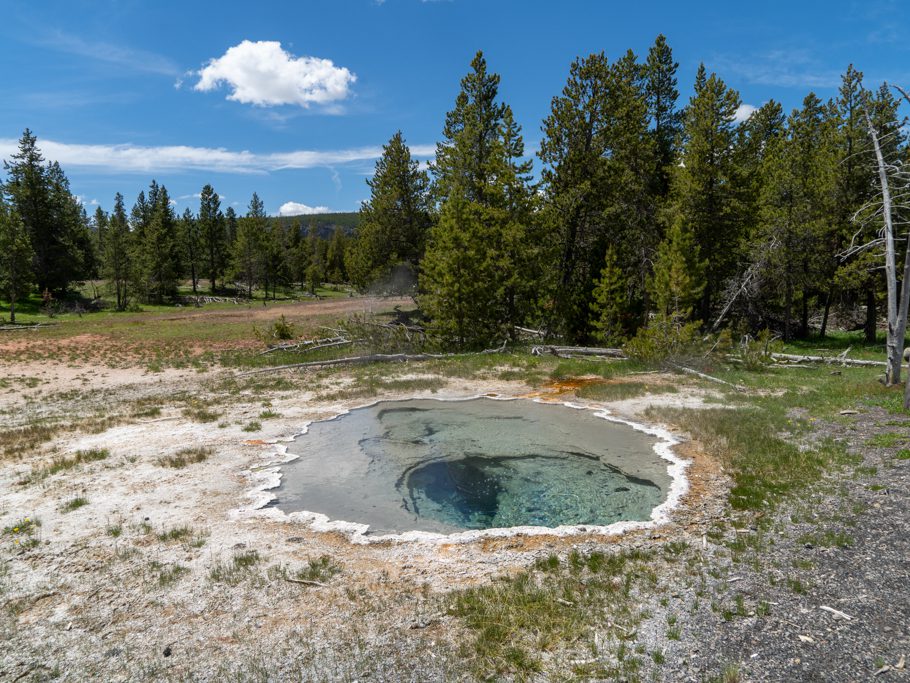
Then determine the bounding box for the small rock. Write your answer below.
[163,646,172,657]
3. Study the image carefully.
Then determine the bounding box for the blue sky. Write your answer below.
[1,0,907,217]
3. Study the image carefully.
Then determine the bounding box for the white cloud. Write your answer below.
[0,138,437,175]
[194,40,356,108]
[278,202,331,217]
[734,103,759,123]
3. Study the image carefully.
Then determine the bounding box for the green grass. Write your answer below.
[209,549,261,585]
[149,561,189,587]
[448,548,657,679]
[182,406,220,423]
[60,496,89,512]
[867,432,908,448]
[645,365,888,512]
[22,448,109,484]
[799,530,854,548]
[296,555,342,583]
[3,516,41,540]
[780,330,909,362]
[155,525,193,542]
[1,423,59,459]
[156,446,212,468]
[576,380,678,402]
[241,420,262,432]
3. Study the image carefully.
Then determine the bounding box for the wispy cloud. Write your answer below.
[711,50,842,89]
[34,29,180,76]
[0,137,437,175]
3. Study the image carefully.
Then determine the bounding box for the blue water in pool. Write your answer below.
[276,398,670,535]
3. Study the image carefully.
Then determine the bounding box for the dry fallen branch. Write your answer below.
[818,605,853,621]
[258,336,351,355]
[771,352,888,368]
[283,577,328,587]
[669,363,745,390]
[531,345,626,358]
[240,353,452,376]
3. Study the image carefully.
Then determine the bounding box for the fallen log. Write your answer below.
[771,352,888,368]
[531,345,626,358]
[240,352,452,376]
[0,323,57,331]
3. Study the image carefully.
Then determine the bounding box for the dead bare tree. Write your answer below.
[894,84,910,409]
[851,93,910,409]
[865,111,907,385]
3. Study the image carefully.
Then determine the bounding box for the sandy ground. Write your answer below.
[0,348,729,681]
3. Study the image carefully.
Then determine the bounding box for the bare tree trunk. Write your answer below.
[820,289,832,338]
[784,277,793,341]
[865,287,877,344]
[866,111,904,384]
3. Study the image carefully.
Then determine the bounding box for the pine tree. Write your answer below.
[2,131,90,293]
[349,131,432,292]
[421,51,537,347]
[539,50,657,340]
[233,193,264,298]
[224,206,238,248]
[247,194,285,299]
[754,94,835,339]
[648,217,705,319]
[288,221,310,289]
[671,64,742,322]
[0,200,35,323]
[325,226,348,284]
[92,206,108,279]
[305,228,324,294]
[180,208,202,295]
[431,51,505,205]
[538,52,613,340]
[644,34,682,196]
[831,66,878,341]
[589,246,627,344]
[421,194,506,346]
[199,184,225,293]
[103,193,132,311]
[135,183,179,303]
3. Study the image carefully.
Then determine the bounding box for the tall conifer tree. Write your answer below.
[671,64,742,321]
[421,52,537,347]
[0,200,35,323]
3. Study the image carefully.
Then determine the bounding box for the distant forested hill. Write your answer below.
[273,212,359,239]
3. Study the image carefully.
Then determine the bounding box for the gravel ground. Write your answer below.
[648,407,910,682]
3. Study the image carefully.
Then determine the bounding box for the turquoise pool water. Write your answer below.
[276,398,671,535]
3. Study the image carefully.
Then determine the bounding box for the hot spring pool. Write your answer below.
[274,398,675,536]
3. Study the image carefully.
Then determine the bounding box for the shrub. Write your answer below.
[623,314,705,365]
